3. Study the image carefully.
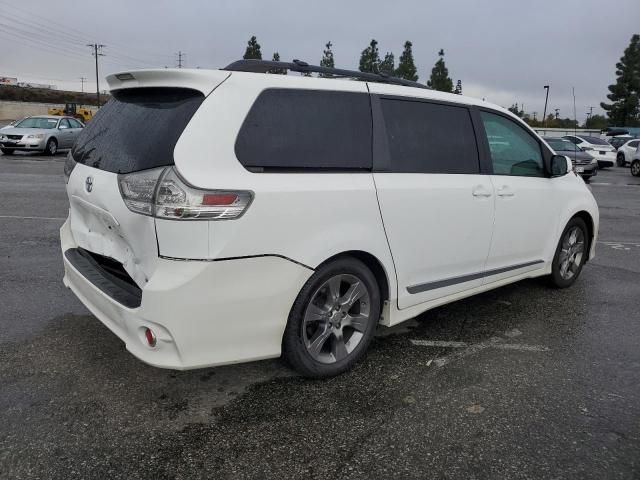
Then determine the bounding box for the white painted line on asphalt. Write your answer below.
[0,215,65,221]
[410,338,550,367]
[410,340,468,348]
[589,182,640,187]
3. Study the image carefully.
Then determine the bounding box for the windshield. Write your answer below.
[546,139,579,152]
[580,136,609,145]
[15,117,59,129]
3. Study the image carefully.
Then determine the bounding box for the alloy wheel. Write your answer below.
[302,274,371,364]
[558,226,585,280]
[632,161,640,177]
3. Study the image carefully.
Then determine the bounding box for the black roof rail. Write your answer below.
[223,59,428,90]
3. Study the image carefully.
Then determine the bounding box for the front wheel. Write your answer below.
[617,152,626,167]
[548,217,588,288]
[44,138,57,156]
[0,148,15,155]
[631,160,640,177]
[282,257,381,378]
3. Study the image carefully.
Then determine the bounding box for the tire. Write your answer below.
[44,138,57,156]
[0,148,15,155]
[617,152,626,167]
[548,217,589,289]
[631,160,640,177]
[282,257,381,378]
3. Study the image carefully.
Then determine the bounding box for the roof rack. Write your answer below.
[223,59,428,90]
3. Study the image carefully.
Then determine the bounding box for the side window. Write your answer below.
[629,140,639,148]
[69,118,83,128]
[480,111,545,177]
[380,99,479,173]
[235,89,372,171]
[60,118,71,129]
[564,136,579,145]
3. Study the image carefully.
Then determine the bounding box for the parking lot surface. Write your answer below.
[1,152,639,479]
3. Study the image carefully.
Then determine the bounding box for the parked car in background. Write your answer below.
[544,137,598,182]
[615,139,640,166]
[609,135,632,150]
[630,146,640,177]
[60,61,599,378]
[0,115,84,155]
[562,135,616,168]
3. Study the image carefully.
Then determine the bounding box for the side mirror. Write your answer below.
[550,154,571,177]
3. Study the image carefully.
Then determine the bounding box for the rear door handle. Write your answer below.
[472,185,493,198]
[497,186,515,197]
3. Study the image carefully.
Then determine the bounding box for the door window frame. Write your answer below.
[474,107,554,178]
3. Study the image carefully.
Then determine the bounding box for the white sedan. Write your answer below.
[562,135,617,168]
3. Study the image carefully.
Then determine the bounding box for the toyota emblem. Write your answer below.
[85,176,94,192]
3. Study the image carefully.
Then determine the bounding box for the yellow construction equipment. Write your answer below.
[48,103,93,122]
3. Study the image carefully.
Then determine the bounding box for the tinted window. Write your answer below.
[546,138,578,152]
[69,118,83,128]
[481,111,544,177]
[629,140,639,148]
[235,89,372,171]
[380,99,479,173]
[60,118,71,128]
[72,88,204,174]
[563,136,580,144]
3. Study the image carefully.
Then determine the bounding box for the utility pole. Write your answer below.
[542,85,550,127]
[533,112,538,122]
[586,106,594,121]
[554,108,559,119]
[79,76,86,93]
[87,43,105,106]
[176,51,185,68]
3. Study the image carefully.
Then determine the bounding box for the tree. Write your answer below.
[267,52,287,74]
[508,103,523,118]
[600,34,640,126]
[584,114,608,129]
[454,79,462,95]
[243,35,262,60]
[427,49,454,92]
[319,41,335,77]
[395,41,418,81]
[379,52,395,75]
[359,39,380,73]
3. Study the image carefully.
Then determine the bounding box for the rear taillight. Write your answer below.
[118,167,252,220]
[63,152,76,183]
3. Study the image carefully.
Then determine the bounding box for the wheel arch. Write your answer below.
[316,250,391,306]
[571,210,595,262]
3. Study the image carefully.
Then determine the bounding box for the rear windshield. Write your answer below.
[71,87,204,173]
[580,136,609,145]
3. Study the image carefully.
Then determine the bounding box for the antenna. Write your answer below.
[572,87,577,136]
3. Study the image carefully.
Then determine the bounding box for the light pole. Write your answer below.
[542,85,550,127]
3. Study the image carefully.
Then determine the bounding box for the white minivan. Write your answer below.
[61,60,599,378]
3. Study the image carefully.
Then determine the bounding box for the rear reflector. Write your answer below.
[144,328,157,347]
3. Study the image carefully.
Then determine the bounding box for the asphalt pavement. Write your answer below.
[0,152,639,479]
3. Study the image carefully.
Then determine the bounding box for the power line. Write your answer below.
[79,77,87,93]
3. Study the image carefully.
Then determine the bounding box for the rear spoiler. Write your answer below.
[105,69,231,96]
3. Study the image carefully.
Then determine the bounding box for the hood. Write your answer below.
[0,127,55,136]
[557,150,594,163]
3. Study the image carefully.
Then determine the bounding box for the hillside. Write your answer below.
[0,85,109,105]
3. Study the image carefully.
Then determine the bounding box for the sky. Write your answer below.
[1,0,639,123]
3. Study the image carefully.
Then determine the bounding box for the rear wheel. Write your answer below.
[617,152,626,167]
[282,257,380,378]
[548,217,588,288]
[44,138,57,156]
[631,160,640,177]
[0,148,15,155]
